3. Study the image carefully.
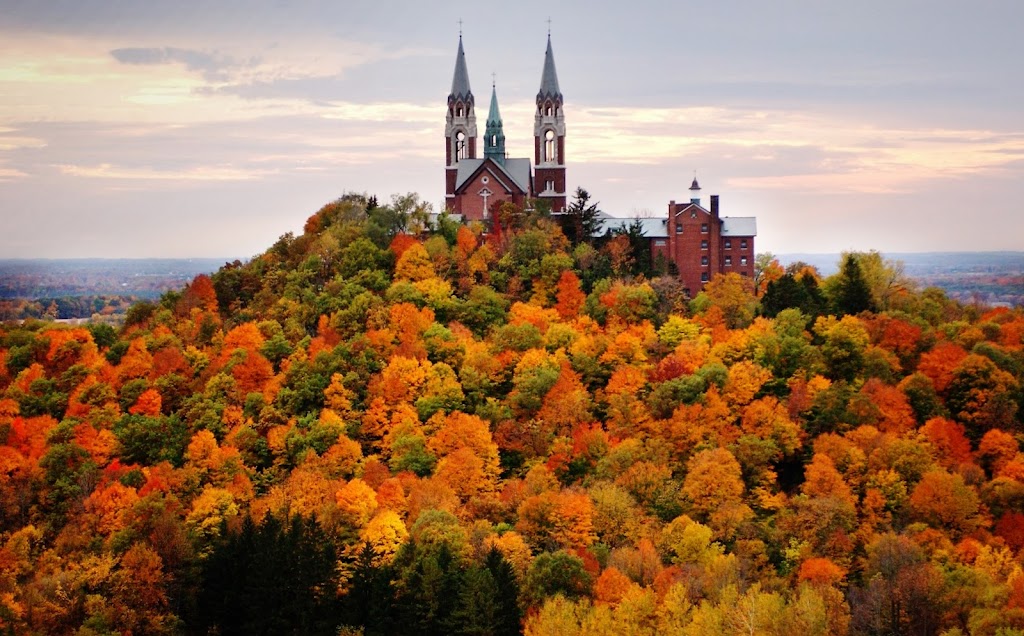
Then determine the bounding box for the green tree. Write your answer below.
[196,514,340,635]
[564,187,604,246]
[829,254,875,316]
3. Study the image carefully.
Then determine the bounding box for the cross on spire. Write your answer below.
[546,17,552,36]
[492,71,496,88]
[458,18,463,37]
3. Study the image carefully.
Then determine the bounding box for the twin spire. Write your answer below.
[447,30,562,124]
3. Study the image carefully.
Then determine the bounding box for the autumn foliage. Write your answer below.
[0,194,1022,634]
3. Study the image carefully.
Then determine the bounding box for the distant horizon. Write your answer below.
[5,249,1024,262]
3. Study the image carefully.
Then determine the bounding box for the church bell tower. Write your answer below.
[445,35,477,207]
[533,34,566,212]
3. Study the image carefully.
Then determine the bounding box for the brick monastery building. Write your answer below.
[444,34,756,295]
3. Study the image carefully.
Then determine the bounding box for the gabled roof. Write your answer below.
[596,214,669,239]
[454,157,532,194]
[537,35,562,102]
[450,37,473,103]
[595,214,758,238]
[672,202,710,217]
[721,217,757,237]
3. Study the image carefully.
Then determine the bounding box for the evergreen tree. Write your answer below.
[761,273,827,318]
[195,514,339,635]
[484,547,523,636]
[343,543,397,635]
[564,187,603,246]
[832,254,875,315]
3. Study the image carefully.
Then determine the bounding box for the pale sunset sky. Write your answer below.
[1,0,1023,258]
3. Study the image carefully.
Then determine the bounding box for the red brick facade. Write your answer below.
[446,161,530,220]
[666,195,755,295]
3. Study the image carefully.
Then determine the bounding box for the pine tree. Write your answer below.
[832,254,875,315]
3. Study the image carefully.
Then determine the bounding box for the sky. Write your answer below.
[1,0,1023,259]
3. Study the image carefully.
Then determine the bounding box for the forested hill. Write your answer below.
[1,193,1023,635]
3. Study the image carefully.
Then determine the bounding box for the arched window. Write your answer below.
[491,134,496,146]
[544,130,555,163]
[456,131,467,161]
[545,104,552,117]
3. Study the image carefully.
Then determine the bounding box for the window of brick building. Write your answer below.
[676,224,683,234]
[654,239,666,246]
[724,239,732,249]
[701,240,708,250]
[740,256,748,266]
[701,272,709,282]
[741,240,748,250]
[701,255,709,265]
[701,223,708,233]
[725,256,732,266]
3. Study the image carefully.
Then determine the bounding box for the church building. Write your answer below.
[442,34,756,293]
[444,34,567,218]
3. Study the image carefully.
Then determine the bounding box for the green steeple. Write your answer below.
[484,83,505,164]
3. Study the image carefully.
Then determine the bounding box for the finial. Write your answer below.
[458,18,463,38]
[492,72,496,88]
[546,17,552,37]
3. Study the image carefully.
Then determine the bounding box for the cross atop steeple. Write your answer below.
[458,18,463,37]
[546,17,552,36]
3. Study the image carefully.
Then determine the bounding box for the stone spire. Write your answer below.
[484,82,506,164]
[537,34,562,102]
[449,36,473,103]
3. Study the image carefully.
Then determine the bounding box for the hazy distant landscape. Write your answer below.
[0,258,232,299]
[779,251,1024,308]
[0,258,233,320]
[2,251,1022,321]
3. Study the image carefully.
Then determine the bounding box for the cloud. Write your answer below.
[0,167,28,181]
[558,105,1024,195]
[110,46,245,81]
[55,162,275,182]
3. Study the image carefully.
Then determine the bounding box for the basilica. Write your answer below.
[443,34,757,294]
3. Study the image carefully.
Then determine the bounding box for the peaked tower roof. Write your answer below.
[450,36,473,102]
[484,83,506,164]
[537,35,562,102]
[486,84,502,125]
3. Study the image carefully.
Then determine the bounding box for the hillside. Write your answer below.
[1,194,1023,635]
